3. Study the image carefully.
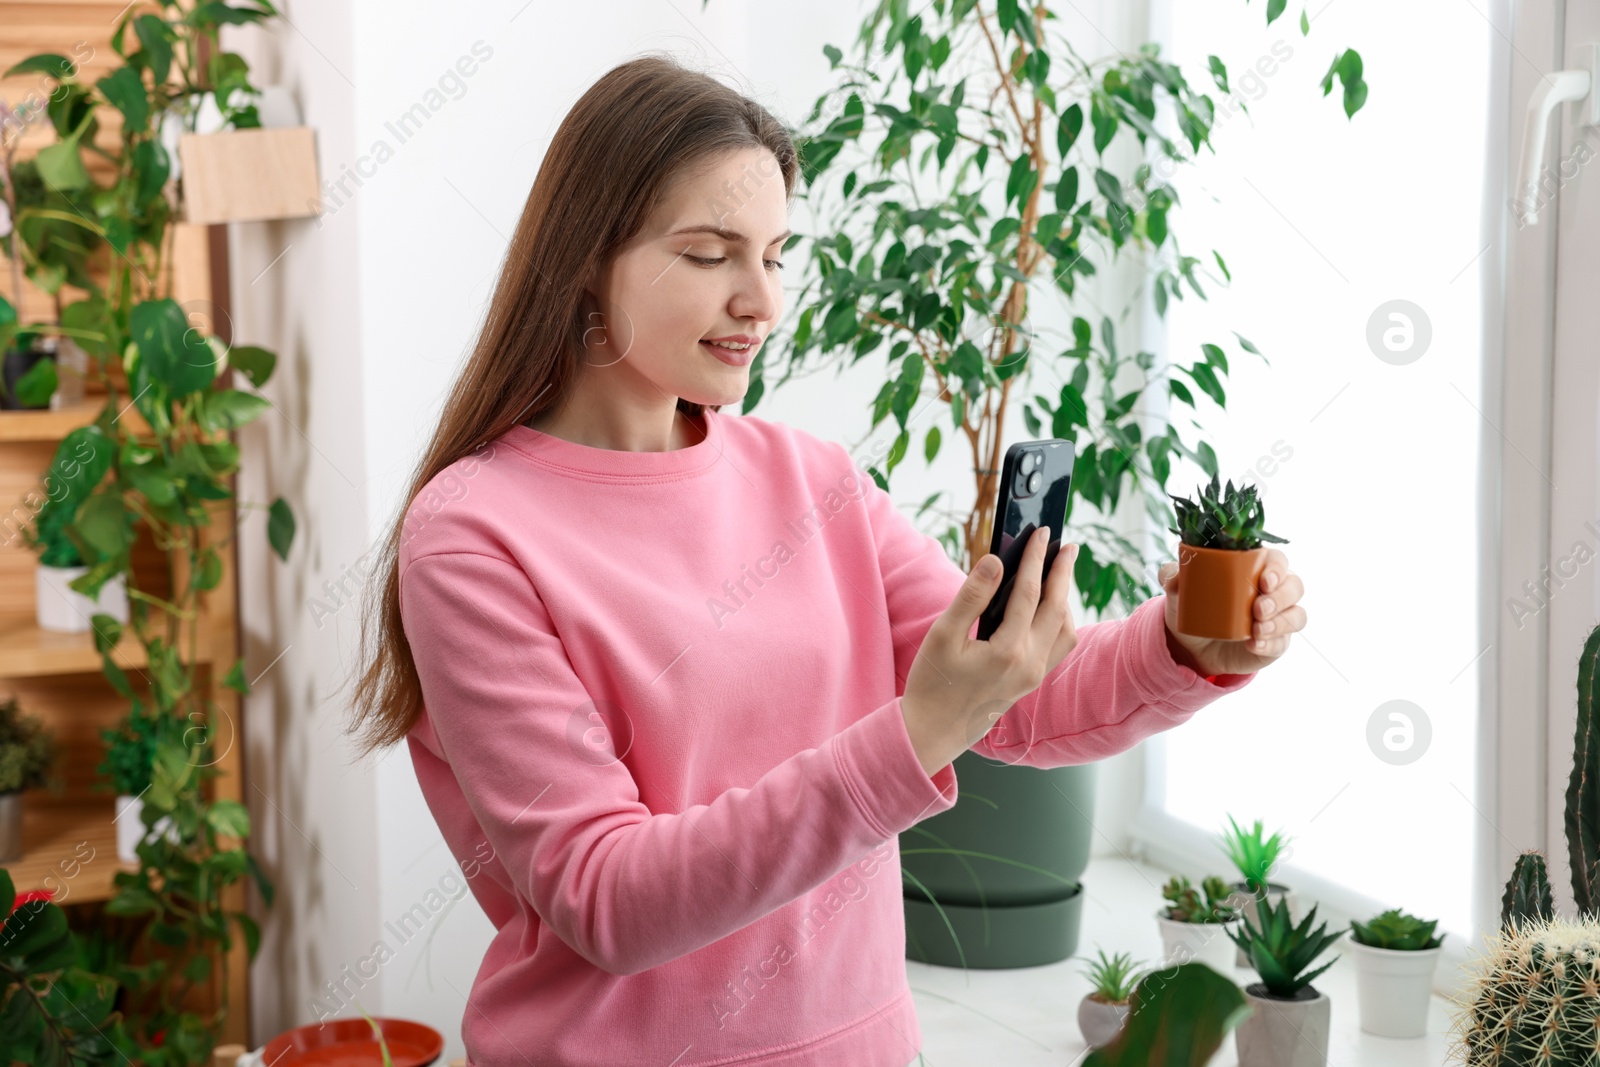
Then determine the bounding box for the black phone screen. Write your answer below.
[976,438,1076,641]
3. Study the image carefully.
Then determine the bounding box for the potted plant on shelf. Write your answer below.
[1156,875,1241,975]
[8,1,299,1055]
[1227,893,1343,1067]
[1449,621,1600,1061]
[1347,907,1443,1038]
[1077,947,1147,1049]
[1219,815,1294,966]
[1169,475,1288,640]
[22,425,129,633]
[98,708,180,864]
[0,695,59,863]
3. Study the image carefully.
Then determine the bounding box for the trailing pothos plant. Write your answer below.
[764,0,1367,616]
[6,1,293,1061]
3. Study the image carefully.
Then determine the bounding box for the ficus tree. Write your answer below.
[752,0,1366,615]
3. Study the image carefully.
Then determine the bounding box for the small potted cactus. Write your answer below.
[1169,474,1289,640]
[1347,907,1444,1038]
[1227,894,1343,1067]
[1156,875,1241,976]
[1077,947,1147,1049]
[1219,815,1295,967]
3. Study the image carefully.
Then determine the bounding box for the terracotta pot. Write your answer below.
[1175,543,1268,640]
[1077,994,1129,1048]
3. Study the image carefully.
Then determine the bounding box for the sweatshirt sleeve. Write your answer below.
[398,549,959,977]
[856,462,1254,769]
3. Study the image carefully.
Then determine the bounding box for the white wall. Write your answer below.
[225,0,1156,1055]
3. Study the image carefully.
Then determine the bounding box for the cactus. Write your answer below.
[1455,624,1600,1062]
[1500,850,1555,933]
[1448,914,1600,1066]
[1565,623,1600,918]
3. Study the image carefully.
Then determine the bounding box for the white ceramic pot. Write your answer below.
[115,794,178,863]
[1348,937,1441,1038]
[1236,983,1331,1067]
[1155,910,1243,975]
[37,565,129,632]
[1077,994,1129,1048]
[1228,880,1293,966]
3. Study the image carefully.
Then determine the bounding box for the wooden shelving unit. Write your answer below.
[2,3,253,1045]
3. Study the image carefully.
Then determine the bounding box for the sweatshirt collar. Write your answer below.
[503,406,725,481]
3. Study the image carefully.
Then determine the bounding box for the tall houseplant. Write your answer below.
[770,0,1365,967]
[7,2,296,1059]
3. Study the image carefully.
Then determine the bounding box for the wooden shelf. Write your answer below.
[2,799,138,905]
[0,399,151,443]
[0,613,211,679]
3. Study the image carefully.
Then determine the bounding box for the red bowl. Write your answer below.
[261,1018,444,1067]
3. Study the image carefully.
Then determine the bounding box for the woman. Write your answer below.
[351,53,1306,1067]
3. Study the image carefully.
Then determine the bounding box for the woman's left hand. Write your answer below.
[1159,549,1305,677]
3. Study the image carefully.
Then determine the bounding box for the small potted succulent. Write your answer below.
[1228,893,1343,1067]
[0,696,59,863]
[1220,815,1295,966]
[1347,908,1444,1038]
[1077,947,1147,1049]
[1156,874,1241,976]
[98,708,179,863]
[1169,474,1289,640]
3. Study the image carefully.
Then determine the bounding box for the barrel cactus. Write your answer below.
[1448,915,1600,1065]
[1451,622,1600,1064]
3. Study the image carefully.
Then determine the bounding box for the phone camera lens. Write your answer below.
[1020,451,1037,474]
[1027,469,1042,493]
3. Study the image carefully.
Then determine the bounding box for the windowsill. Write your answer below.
[907,852,1454,1065]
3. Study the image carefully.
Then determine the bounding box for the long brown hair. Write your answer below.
[347,53,799,758]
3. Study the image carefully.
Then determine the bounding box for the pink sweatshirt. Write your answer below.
[398,407,1253,1067]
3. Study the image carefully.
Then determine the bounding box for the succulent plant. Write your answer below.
[0,696,56,795]
[1449,914,1600,1066]
[1226,893,1342,998]
[1349,908,1444,951]
[1082,947,1147,1004]
[1168,474,1289,551]
[1217,815,1290,895]
[1500,850,1555,933]
[1161,875,1239,924]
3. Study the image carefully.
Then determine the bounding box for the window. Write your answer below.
[1130,0,1497,942]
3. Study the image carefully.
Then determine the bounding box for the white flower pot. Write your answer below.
[36,565,129,633]
[1236,983,1331,1067]
[1348,937,1441,1038]
[1228,880,1294,966]
[1077,994,1130,1048]
[115,794,178,863]
[1155,910,1243,975]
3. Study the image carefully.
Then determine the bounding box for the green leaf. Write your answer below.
[1206,56,1229,94]
[14,356,58,407]
[200,388,272,431]
[1057,103,1084,156]
[1169,379,1195,408]
[1084,962,1250,1066]
[97,66,150,132]
[924,425,941,463]
[1095,168,1126,208]
[133,14,175,84]
[1200,343,1229,375]
[1265,0,1288,23]
[4,53,76,79]
[76,489,131,558]
[36,138,90,190]
[267,496,295,561]
[1090,95,1118,154]
[1185,362,1226,406]
[1301,8,1311,34]
[131,298,218,394]
[207,799,251,837]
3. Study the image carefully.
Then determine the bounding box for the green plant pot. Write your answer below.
[901,751,1095,968]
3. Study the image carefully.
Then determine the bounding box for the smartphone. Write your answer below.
[976,438,1076,641]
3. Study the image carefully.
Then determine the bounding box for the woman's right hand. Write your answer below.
[900,527,1080,776]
